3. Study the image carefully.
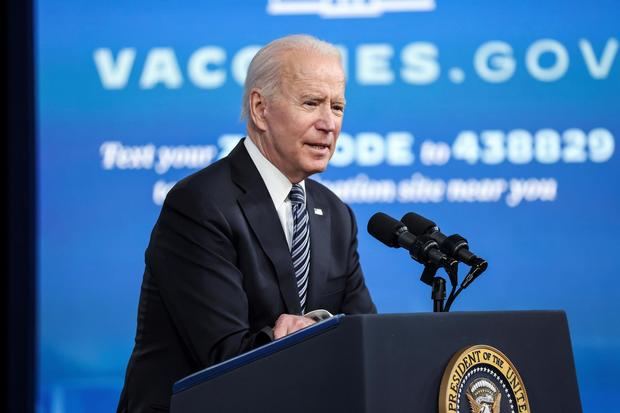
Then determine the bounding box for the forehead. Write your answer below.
[279,51,345,96]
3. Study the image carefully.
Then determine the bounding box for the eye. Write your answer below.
[332,104,345,115]
[304,100,319,107]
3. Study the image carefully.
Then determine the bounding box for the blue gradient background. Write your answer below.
[37,1,619,411]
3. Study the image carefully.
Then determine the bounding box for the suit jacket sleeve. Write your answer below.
[340,203,377,315]
[146,182,271,368]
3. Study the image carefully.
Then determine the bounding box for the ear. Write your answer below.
[249,88,268,131]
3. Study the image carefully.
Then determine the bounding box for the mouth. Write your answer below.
[305,143,331,153]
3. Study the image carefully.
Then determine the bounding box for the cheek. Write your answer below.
[335,118,343,133]
[279,115,308,141]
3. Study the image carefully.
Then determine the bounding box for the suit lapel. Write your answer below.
[305,181,330,311]
[230,140,301,315]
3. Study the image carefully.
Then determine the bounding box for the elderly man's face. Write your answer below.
[256,51,345,183]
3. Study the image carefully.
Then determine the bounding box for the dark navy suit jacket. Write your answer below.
[117,139,376,412]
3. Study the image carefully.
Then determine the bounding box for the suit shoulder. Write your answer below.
[164,156,237,210]
[306,178,352,214]
[177,156,231,189]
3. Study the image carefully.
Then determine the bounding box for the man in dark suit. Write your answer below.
[117,34,376,412]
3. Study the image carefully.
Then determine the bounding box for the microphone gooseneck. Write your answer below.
[367,211,489,312]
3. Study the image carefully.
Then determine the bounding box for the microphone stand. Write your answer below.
[432,277,446,312]
[420,265,449,312]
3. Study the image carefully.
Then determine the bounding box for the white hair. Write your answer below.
[241,34,342,123]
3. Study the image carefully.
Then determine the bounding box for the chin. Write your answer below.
[308,162,329,175]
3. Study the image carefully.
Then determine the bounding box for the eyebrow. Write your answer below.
[301,94,346,105]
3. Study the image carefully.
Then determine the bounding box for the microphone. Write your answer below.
[401,212,487,288]
[367,212,457,273]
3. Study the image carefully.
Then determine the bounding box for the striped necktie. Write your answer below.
[290,183,310,313]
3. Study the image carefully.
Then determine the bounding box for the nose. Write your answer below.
[315,106,338,133]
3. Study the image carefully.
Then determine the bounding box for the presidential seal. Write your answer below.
[438,345,531,413]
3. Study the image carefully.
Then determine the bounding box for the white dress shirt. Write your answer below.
[244,137,306,251]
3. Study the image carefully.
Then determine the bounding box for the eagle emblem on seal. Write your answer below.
[466,378,501,413]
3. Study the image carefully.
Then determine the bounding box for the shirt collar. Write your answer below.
[244,137,305,206]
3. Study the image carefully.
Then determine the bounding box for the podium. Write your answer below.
[171,311,582,412]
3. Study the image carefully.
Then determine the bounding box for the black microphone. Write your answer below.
[367,212,457,272]
[401,212,487,288]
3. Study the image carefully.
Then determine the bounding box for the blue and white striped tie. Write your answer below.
[290,184,310,313]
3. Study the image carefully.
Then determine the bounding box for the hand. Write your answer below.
[272,314,316,340]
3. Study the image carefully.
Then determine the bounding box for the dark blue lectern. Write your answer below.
[171,311,582,412]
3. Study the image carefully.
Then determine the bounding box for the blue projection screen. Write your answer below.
[36,1,619,411]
